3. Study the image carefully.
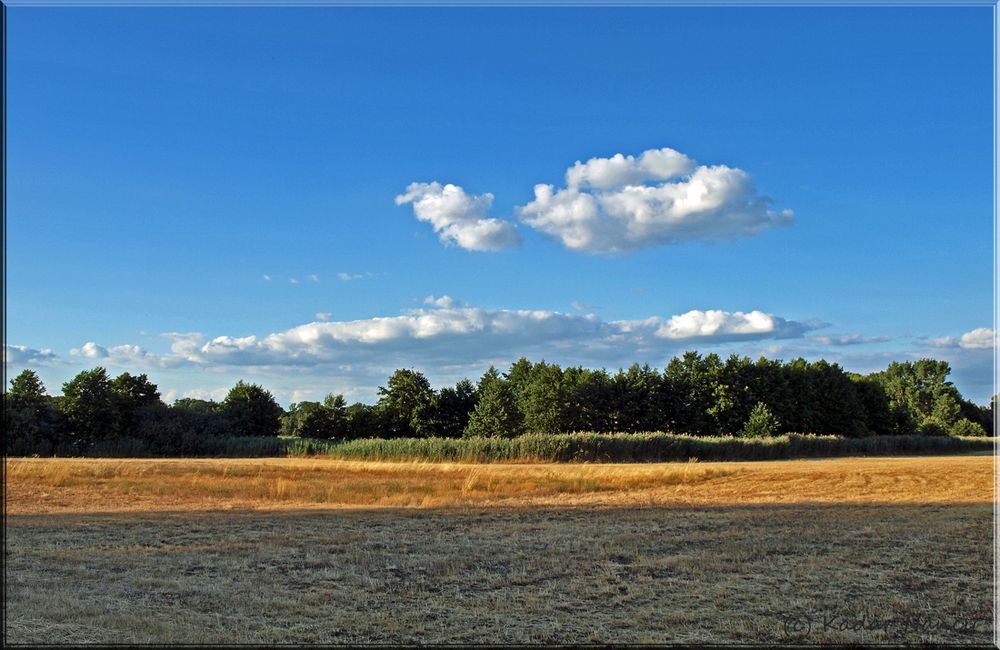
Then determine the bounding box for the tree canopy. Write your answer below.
[4,353,993,456]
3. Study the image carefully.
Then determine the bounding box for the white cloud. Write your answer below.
[570,301,597,313]
[338,272,378,282]
[163,332,205,357]
[923,336,959,348]
[424,294,456,308]
[812,334,892,346]
[395,182,521,252]
[653,309,806,340]
[70,305,819,375]
[70,341,108,358]
[959,327,994,350]
[262,274,272,282]
[315,312,333,321]
[289,278,301,285]
[70,341,163,366]
[920,327,994,351]
[306,274,320,282]
[178,387,230,402]
[517,148,793,253]
[4,344,59,366]
[565,147,696,190]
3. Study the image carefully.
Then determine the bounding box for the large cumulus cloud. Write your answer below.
[517,147,793,253]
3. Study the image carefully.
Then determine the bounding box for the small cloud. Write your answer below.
[921,336,959,348]
[424,295,457,309]
[179,387,229,402]
[337,272,380,282]
[570,301,597,313]
[396,182,521,252]
[162,332,205,357]
[262,274,272,282]
[315,312,333,321]
[812,334,892,346]
[70,341,109,358]
[918,327,994,350]
[70,341,163,367]
[4,344,60,366]
[306,274,320,282]
[652,309,818,341]
[959,327,994,350]
[289,278,301,285]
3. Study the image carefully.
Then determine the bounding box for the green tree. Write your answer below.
[4,370,62,454]
[61,367,118,445]
[424,379,477,438]
[172,398,221,414]
[519,361,565,434]
[345,402,378,439]
[221,381,283,437]
[663,352,726,436]
[562,367,613,432]
[321,393,350,440]
[376,369,435,438]
[465,367,522,438]
[849,374,896,435]
[281,401,335,438]
[505,357,536,403]
[870,359,963,434]
[110,372,162,436]
[739,402,781,438]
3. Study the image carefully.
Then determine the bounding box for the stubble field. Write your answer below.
[5,454,995,645]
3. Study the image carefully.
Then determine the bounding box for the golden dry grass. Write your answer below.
[5,454,995,644]
[5,454,993,513]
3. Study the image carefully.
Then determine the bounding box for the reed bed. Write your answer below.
[38,432,995,462]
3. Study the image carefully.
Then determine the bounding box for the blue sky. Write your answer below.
[6,6,995,405]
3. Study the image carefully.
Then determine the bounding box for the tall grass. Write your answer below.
[39,432,994,462]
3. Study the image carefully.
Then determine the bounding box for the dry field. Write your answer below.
[5,454,995,645]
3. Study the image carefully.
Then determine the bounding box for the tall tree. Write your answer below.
[61,367,118,445]
[869,359,964,434]
[425,379,478,438]
[376,369,435,438]
[110,372,162,436]
[519,361,565,434]
[221,380,283,437]
[465,367,522,438]
[5,370,61,454]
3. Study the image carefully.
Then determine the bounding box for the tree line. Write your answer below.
[4,353,993,455]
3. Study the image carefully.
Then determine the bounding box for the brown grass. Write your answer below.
[5,454,995,644]
[5,454,993,514]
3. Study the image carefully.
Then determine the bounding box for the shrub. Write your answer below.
[739,402,781,438]
[950,417,989,438]
[918,417,950,437]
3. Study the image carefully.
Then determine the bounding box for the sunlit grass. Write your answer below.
[6,454,992,514]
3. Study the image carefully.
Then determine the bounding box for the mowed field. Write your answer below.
[5,454,995,644]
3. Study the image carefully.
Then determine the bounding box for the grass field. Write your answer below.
[5,454,995,644]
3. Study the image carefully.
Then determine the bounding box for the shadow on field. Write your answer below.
[6,502,993,645]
